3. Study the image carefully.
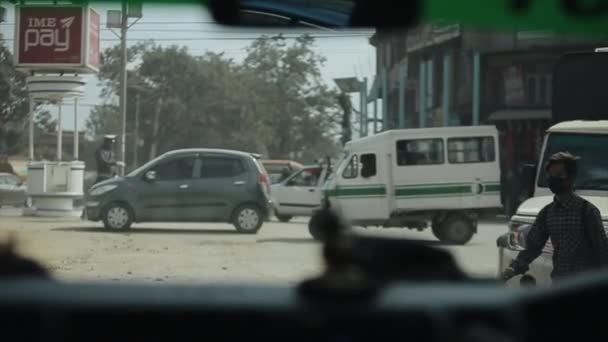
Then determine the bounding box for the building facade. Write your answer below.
[368,26,604,214]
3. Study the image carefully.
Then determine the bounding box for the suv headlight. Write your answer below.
[89,184,118,197]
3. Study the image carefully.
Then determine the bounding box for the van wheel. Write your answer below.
[233,205,263,234]
[102,203,133,230]
[308,212,325,241]
[276,214,292,223]
[431,223,446,241]
[439,215,475,245]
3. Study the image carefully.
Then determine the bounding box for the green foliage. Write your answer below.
[0,37,30,154]
[87,35,341,168]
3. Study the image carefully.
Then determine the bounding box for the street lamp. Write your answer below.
[107,1,143,175]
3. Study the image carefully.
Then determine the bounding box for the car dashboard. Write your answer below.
[2,275,607,341]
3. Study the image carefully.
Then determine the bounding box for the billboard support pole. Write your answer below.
[29,98,34,160]
[74,97,79,160]
[57,101,63,161]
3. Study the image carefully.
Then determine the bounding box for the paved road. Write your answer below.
[0,207,506,284]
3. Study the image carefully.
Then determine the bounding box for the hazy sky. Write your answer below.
[0,3,376,132]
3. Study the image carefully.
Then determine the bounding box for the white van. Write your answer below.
[499,121,608,285]
[311,126,502,244]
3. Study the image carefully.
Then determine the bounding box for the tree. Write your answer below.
[243,34,341,160]
[0,37,30,155]
[87,35,341,168]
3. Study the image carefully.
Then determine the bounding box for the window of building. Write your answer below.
[526,74,552,106]
[396,139,444,166]
[448,137,495,163]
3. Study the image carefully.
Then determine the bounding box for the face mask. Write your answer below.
[548,176,568,194]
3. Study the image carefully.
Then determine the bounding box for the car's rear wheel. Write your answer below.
[438,215,475,245]
[233,205,263,234]
[102,203,133,230]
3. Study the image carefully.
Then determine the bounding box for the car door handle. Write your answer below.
[179,184,189,189]
[308,189,316,192]
[233,181,245,186]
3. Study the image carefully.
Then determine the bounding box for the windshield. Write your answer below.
[126,153,165,177]
[538,133,608,191]
[1,1,607,289]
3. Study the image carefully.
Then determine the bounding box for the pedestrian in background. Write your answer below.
[95,135,123,184]
[502,152,608,281]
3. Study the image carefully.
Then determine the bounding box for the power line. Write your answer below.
[2,34,371,42]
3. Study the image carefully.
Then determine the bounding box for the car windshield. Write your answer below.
[125,154,165,177]
[1,1,607,289]
[538,133,608,191]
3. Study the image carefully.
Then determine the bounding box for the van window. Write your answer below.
[396,139,444,166]
[201,157,245,178]
[342,155,358,179]
[447,137,495,163]
[360,153,377,178]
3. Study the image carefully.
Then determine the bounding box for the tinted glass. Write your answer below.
[153,156,197,181]
[360,153,377,177]
[202,157,245,178]
[396,139,444,166]
[447,137,495,163]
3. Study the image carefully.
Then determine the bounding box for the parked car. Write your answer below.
[271,164,330,222]
[83,149,273,233]
[0,172,28,208]
[262,160,303,184]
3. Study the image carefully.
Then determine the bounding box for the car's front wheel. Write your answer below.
[102,202,133,230]
[233,205,263,234]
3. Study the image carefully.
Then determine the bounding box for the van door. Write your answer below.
[332,152,388,223]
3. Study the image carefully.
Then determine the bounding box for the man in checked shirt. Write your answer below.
[502,152,608,281]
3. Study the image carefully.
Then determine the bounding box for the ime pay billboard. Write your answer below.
[14,5,100,73]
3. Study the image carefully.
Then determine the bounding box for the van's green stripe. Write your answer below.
[395,185,470,197]
[326,186,386,197]
[485,184,501,192]
[326,182,501,198]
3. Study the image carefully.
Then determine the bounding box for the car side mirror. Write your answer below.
[145,170,157,182]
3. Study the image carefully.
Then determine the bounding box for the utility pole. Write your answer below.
[149,97,162,160]
[119,0,128,175]
[133,92,140,168]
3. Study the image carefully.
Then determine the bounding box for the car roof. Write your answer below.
[548,120,608,134]
[162,148,256,158]
[262,160,303,166]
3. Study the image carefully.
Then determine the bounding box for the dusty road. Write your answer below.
[0,207,505,284]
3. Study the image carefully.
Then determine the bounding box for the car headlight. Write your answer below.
[89,184,118,196]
